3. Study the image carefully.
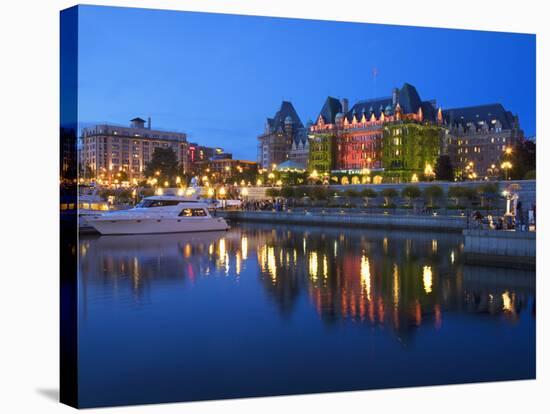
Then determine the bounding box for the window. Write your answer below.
[136,199,183,208]
[179,208,207,217]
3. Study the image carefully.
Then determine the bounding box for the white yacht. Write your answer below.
[85,195,229,235]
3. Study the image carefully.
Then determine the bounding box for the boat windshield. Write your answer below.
[136,199,183,208]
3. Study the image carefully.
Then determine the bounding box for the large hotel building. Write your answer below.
[258,83,524,181]
[443,104,523,177]
[304,82,444,183]
[81,117,189,180]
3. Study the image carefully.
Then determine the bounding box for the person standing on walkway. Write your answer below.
[516,200,523,230]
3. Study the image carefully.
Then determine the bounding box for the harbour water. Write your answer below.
[78,223,535,407]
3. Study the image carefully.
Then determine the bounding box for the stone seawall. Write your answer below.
[218,211,466,232]
[463,229,536,270]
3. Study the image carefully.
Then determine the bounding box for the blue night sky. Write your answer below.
[77,5,536,160]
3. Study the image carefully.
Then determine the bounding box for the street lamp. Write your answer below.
[501,161,512,180]
[424,163,435,181]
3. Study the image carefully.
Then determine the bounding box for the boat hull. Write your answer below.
[88,217,229,235]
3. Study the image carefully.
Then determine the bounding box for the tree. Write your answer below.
[360,188,377,207]
[311,186,329,201]
[476,183,499,208]
[401,186,421,206]
[113,169,128,183]
[380,188,398,206]
[83,165,94,180]
[265,188,281,198]
[448,186,464,206]
[280,186,295,199]
[144,147,180,185]
[435,155,454,181]
[423,185,443,207]
[343,189,359,198]
[293,186,310,199]
[506,140,536,180]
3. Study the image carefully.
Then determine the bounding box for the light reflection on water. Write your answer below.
[78,223,535,408]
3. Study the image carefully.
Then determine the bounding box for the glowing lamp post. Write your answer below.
[309,169,319,183]
[424,163,435,181]
[501,161,512,180]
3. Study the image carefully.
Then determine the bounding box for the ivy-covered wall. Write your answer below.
[382,123,442,180]
[308,133,335,174]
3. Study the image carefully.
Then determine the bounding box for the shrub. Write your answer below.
[280,186,295,199]
[293,186,309,199]
[311,186,329,201]
[344,189,359,198]
[380,188,398,207]
[401,186,421,205]
[462,187,478,200]
[360,188,377,198]
[476,183,499,207]
[476,183,499,195]
[265,188,280,198]
[448,186,464,201]
[423,185,444,207]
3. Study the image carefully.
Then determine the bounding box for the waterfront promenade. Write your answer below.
[218,210,536,269]
[464,229,536,269]
[219,210,467,232]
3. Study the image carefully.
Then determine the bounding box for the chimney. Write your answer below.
[392,88,399,107]
[148,117,151,130]
[340,98,349,114]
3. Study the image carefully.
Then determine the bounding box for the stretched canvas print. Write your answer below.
[60,4,536,408]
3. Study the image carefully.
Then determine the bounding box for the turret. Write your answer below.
[392,87,399,107]
[340,98,349,114]
[284,115,294,135]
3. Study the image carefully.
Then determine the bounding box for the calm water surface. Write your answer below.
[78,223,535,407]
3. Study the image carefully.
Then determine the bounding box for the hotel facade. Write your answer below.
[81,117,190,181]
[258,83,524,182]
[443,104,524,178]
[257,101,305,170]
[308,83,444,182]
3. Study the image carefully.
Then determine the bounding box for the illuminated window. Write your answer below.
[179,208,208,217]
